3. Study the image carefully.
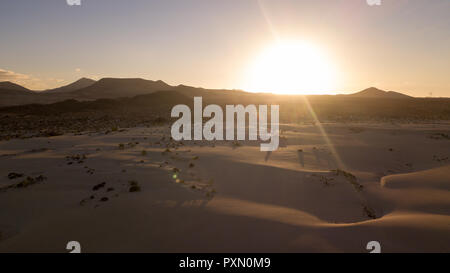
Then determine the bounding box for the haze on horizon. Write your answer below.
[0,0,449,97]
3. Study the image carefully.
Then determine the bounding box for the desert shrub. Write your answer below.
[128,180,141,192]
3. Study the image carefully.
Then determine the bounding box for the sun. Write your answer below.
[243,40,338,95]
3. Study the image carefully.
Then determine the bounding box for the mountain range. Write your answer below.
[1,79,449,122]
[0,77,415,107]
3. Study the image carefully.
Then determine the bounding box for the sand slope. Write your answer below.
[0,123,449,252]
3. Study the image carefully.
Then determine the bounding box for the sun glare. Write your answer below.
[244,40,338,95]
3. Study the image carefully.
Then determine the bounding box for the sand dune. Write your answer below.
[0,122,449,252]
[381,165,450,190]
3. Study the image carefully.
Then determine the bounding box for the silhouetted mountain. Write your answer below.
[0,78,174,106]
[70,78,172,99]
[0,81,31,92]
[42,78,96,93]
[0,78,427,108]
[0,82,38,107]
[349,87,412,98]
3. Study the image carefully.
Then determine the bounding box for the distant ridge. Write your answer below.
[42,78,96,93]
[0,79,422,107]
[70,78,173,99]
[0,81,30,92]
[349,87,412,98]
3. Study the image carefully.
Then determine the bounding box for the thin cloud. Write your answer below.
[0,68,30,81]
[0,68,64,90]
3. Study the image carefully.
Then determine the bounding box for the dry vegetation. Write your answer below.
[0,91,449,141]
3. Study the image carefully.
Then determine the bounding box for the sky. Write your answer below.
[0,0,449,97]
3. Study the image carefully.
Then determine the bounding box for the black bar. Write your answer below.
[0,253,447,272]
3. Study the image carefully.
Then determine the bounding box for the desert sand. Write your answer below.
[0,122,449,252]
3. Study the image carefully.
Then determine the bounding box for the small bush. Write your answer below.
[128,181,141,192]
[92,182,106,191]
[8,172,23,179]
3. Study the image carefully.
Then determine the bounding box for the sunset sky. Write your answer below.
[0,0,449,97]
